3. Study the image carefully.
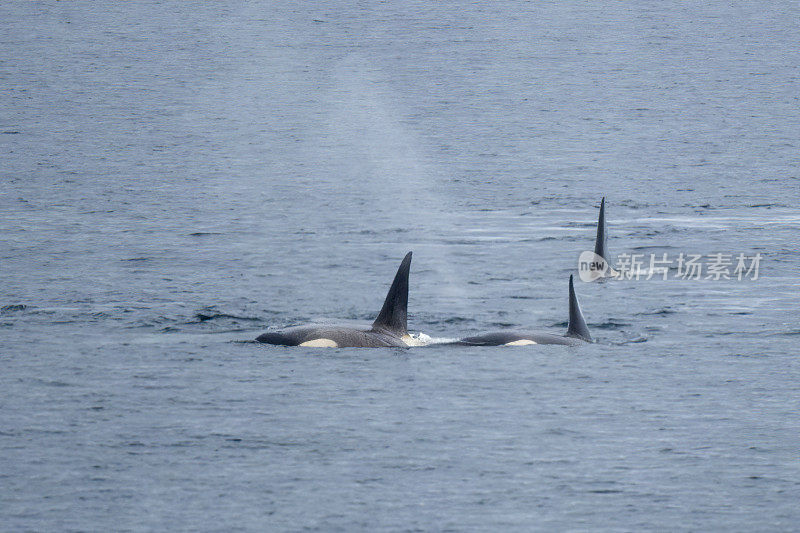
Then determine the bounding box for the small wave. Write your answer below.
[593,319,632,330]
[639,307,676,316]
[31,378,74,387]
[192,311,262,323]
[630,245,680,252]
[1,304,26,313]
[435,316,474,325]
[623,336,649,344]
[617,199,652,209]
[607,336,649,346]
[490,322,518,328]
[443,238,483,245]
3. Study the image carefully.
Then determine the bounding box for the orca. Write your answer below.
[453,275,592,346]
[595,196,608,264]
[578,197,618,281]
[256,252,424,348]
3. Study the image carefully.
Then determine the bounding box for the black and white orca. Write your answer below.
[595,196,609,264]
[256,252,425,348]
[452,275,592,346]
[579,197,617,281]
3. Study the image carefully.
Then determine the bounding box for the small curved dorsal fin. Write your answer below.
[372,252,412,335]
[566,275,592,342]
[593,197,608,262]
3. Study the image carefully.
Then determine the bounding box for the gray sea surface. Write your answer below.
[2,1,799,531]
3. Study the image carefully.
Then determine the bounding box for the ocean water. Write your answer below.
[2,1,799,531]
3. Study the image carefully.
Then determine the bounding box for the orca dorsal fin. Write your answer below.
[372,252,412,335]
[593,197,608,262]
[566,275,592,342]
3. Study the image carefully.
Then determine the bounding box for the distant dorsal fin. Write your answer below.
[566,275,592,342]
[593,197,608,262]
[372,252,412,334]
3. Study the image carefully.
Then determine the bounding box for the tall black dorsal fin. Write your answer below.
[372,252,412,334]
[593,197,608,261]
[566,275,592,342]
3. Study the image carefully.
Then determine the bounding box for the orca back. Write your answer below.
[565,275,592,342]
[593,197,608,261]
[371,252,412,336]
